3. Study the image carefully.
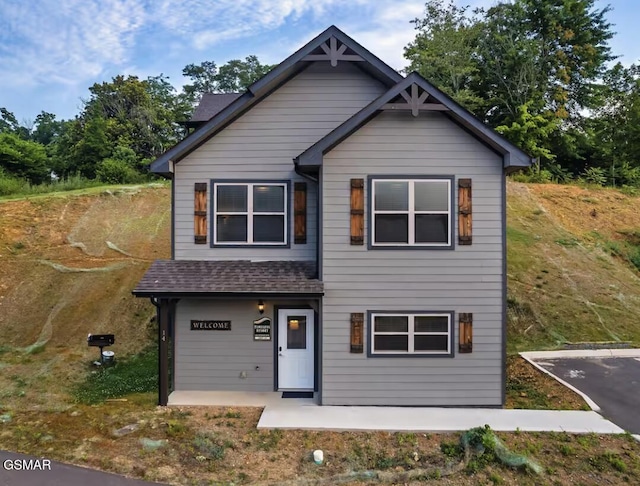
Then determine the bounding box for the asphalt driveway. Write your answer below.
[0,451,165,486]
[534,356,640,434]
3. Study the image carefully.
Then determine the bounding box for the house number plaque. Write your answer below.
[190,320,231,331]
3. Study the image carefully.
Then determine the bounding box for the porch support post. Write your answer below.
[158,298,170,406]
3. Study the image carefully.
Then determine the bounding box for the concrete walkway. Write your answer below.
[257,404,624,434]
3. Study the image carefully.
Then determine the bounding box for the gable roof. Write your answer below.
[150,25,404,176]
[295,72,534,172]
[189,93,243,123]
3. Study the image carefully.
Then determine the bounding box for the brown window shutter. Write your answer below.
[350,313,364,353]
[350,178,364,245]
[294,182,307,244]
[458,178,472,245]
[459,313,473,353]
[194,182,207,244]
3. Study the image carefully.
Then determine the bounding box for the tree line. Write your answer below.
[0,56,273,191]
[1,0,639,192]
[406,0,640,186]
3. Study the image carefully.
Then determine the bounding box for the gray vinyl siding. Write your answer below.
[173,62,386,261]
[174,300,275,392]
[321,111,504,406]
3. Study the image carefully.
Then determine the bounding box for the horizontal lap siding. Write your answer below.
[322,111,504,406]
[175,300,274,391]
[174,62,386,260]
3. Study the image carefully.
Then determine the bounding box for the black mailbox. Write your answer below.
[87,334,115,364]
[87,334,115,347]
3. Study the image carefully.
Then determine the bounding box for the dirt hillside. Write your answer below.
[507,182,640,351]
[0,184,170,409]
[1,181,640,409]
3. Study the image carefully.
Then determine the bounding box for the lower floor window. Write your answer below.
[370,312,452,355]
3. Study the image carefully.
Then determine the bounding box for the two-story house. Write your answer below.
[133,26,533,407]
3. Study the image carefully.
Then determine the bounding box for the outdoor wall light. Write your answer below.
[258,300,264,314]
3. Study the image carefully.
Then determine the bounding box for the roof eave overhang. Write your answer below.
[132,290,324,299]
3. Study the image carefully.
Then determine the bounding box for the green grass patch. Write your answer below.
[0,174,107,198]
[73,345,158,404]
[506,226,535,246]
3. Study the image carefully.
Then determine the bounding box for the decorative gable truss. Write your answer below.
[302,36,365,66]
[294,72,534,172]
[383,83,449,116]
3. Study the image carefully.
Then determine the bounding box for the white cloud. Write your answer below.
[0,0,146,88]
[151,0,362,49]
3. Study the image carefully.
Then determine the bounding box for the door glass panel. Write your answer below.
[287,316,306,349]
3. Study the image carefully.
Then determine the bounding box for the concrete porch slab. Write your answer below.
[257,406,625,434]
[168,390,316,407]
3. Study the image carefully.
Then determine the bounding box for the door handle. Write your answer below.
[279,353,283,357]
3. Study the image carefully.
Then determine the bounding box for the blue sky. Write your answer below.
[0,0,638,125]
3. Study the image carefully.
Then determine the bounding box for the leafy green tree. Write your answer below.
[64,116,112,179]
[180,56,274,104]
[587,63,640,185]
[31,112,68,146]
[96,146,143,184]
[477,0,614,123]
[215,56,274,93]
[181,61,219,105]
[404,0,484,114]
[0,132,49,183]
[496,103,559,163]
[0,108,30,139]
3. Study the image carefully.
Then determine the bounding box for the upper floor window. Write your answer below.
[370,177,452,248]
[213,181,288,246]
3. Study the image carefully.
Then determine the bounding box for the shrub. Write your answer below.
[96,158,142,184]
[510,168,554,184]
[582,167,607,186]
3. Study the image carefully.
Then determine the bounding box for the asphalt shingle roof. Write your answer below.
[190,93,243,122]
[133,260,322,296]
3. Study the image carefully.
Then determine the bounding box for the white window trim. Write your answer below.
[371,178,451,247]
[370,313,451,355]
[213,182,288,245]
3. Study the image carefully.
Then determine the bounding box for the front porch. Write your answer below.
[132,260,324,406]
[168,390,318,407]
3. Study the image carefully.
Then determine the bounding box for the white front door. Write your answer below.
[278,309,314,390]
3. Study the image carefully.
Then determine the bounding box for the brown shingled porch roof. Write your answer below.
[133,260,323,297]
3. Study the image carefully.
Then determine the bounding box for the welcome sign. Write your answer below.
[190,320,231,331]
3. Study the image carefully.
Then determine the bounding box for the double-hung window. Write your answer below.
[370,312,453,356]
[213,181,288,245]
[370,177,452,247]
